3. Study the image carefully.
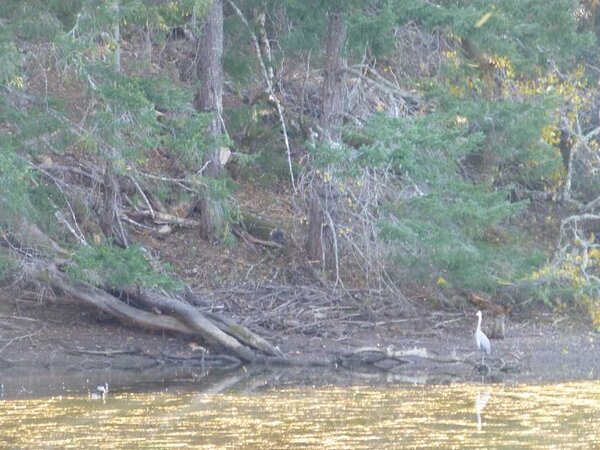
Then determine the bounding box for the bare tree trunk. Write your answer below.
[306,11,346,271]
[254,7,276,88]
[101,159,127,247]
[113,0,121,73]
[320,11,346,143]
[194,0,225,240]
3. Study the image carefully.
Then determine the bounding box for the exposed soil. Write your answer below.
[0,286,598,399]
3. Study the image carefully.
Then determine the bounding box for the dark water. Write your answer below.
[0,369,598,449]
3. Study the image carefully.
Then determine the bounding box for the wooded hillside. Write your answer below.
[2,0,600,358]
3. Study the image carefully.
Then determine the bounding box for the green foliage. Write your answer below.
[46,0,82,30]
[360,112,539,290]
[379,183,540,291]
[0,252,20,284]
[223,39,256,86]
[67,244,182,290]
[27,182,70,237]
[273,0,397,57]
[276,0,326,54]
[346,0,397,57]
[164,111,224,168]
[89,70,163,150]
[155,0,211,29]
[223,103,293,183]
[432,86,564,187]
[396,0,594,71]
[7,2,64,41]
[310,90,556,290]
[0,0,596,305]
[138,77,194,112]
[0,42,21,85]
[0,143,32,230]
[253,146,296,184]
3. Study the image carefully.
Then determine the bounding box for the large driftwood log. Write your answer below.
[28,261,264,363]
[41,266,196,335]
[182,287,282,356]
[123,287,258,363]
[5,218,276,363]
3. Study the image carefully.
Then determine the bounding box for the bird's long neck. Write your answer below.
[476,314,482,332]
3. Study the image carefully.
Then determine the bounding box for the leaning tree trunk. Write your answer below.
[194,0,225,240]
[305,10,346,270]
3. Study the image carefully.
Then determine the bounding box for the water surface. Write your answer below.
[1,377,598,448]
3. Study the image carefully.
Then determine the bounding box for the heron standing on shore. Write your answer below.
[475,310,491,365]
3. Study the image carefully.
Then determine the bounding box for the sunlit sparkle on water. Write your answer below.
[0,382,599,448]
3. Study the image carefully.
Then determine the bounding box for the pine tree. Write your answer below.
[194,0,227,240]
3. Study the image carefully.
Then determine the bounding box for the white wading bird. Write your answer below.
[475,310,491,365]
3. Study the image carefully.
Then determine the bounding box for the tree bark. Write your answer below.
[306,10,346,269]
[29,261,265,363]
[194,0,225,240]
[320,10,347,143]
[101,159,127,247]
[124,287,258,362]
[47,267,197,335]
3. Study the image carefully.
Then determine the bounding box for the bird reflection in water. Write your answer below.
[475,390,491,431]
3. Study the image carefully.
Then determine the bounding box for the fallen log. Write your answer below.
[123,287,258,363]
[182,287,283,357]
[4,222,275,364]
[124,209,201,228]
[28,261,261,363]
[43,267,196,335]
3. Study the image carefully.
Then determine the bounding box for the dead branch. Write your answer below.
[67,347,141,357]
[0,314,40,322]
[232,228,283,248]
[134,170,203,192]
[15,220,70,258]
[20,159,90,247]
[120,215,156,231]
[227,0,296,191]
[582,194,600,213]
[0,329,44,354]
[324,209,341,285]
[343,66,420,105]
[129,175,155,219]
[124,209,201,228]
[552,213,600,286]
